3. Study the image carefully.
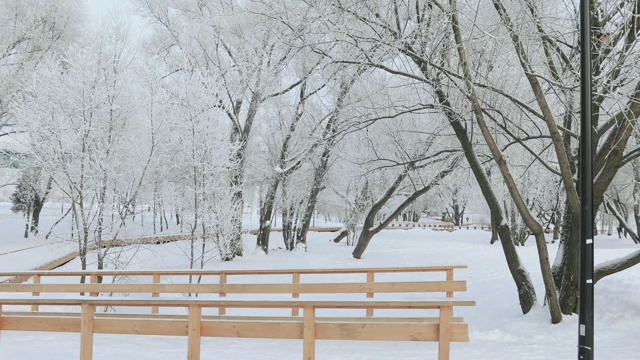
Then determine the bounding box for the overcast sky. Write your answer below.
[85,0,148,37]
[86,0,132,18]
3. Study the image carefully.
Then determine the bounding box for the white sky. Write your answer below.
[86,0,132,18]
[85,0,145,30]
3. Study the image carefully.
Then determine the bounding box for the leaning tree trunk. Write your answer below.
[332,229,348,243]
[352,158,459,259]
[447,3,562,322]
[430,83,537,315]
[296,74,361,245]
[490,213,499,244]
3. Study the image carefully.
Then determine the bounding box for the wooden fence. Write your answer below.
[0,266,474,359]
[0,297,475,360]
[0,265,466,316]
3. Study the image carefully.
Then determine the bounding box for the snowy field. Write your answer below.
[1,208,639,359]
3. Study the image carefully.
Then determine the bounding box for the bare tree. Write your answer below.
[302,0,538,316]
[14,16,145,277]
[137,0,305,260]
[0,0,80,137]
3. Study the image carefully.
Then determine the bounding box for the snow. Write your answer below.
[1,206,640,359]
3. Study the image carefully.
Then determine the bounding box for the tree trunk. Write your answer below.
[296,141,331,246]
[490,213,499,244]
[295,74,361,245]
[552,203,581,314]
[332,229,348,243]
[282,204,295,251]
[606,201,640,244]
[446,3,557,319]
[432,84,537,315]
[256,177,280,254]
[353,158,459,259]
[633,159,640,236]
[29,176,52,236]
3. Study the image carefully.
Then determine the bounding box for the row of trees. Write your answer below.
[3,0,640,323]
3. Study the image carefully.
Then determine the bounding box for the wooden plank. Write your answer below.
[303,306,315,360]
[31,275,40,312]
[89,275,99,297]
[438,306,453,360]
[202,321,304,339]
[187,305,201,360]
[446,269,454,298]
[315,322,469,342]
[0,280,467,295]
[0,298,476,309]
[219,272,227,316]
[0,265,467,279]
[366,271,374,317]
[80,304,95,360]
[0,315,469,342]
[1,316,81,332]
[152,273,160,314]
[96,319,302,338]
[2,311,465,324]
[292,272,300,316]
[94,318,187,336]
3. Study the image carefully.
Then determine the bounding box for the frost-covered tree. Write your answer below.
[137,0,304,260]
[13,15,149,274]
[157,63,243,264]
[9,166,52,238]
[0,0,81,137]
[295,0,539,317]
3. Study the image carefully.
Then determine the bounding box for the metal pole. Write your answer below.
[578,0,594,359]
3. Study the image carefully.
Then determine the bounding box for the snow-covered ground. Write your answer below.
[1,205,639,359]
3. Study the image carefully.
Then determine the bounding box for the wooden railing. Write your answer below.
[0,297,475,360]
[0,265,466,316]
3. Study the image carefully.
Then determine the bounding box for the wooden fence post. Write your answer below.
[89,274,98,297]
[292,272,300,316]
[151,273,160,314]
[219,273,227,315]
[80,304,95,360]
[446,269,454,298]
[438,306,453,360]
[31,275,41,312]
[187,304,202,360]
[366,271,374,317]
[303,305,316,360]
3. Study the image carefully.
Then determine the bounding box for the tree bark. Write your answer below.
[256,178,279,254]
[332,229,348,243]
[295,75,359,245]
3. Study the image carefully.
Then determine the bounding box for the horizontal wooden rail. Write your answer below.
[0,297,476,308]
[0,297,474,360]
[0,280,466,295]
[4,311,467,323]
[0,265,467,279]
[0,265,467,316]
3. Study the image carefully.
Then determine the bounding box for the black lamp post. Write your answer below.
[578,0,594,359]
